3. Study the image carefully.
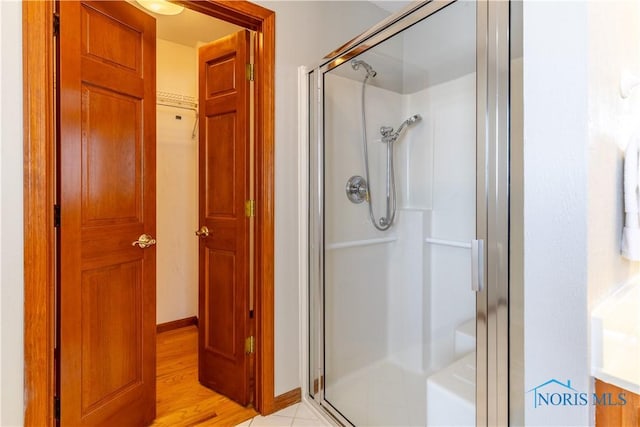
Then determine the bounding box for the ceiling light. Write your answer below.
[136,0,184,16]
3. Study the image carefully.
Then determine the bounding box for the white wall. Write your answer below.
[0,1,24,425]
[156,39,199,324]
[0,3,4,421]
[254,0,390,395]
[585,1,640,423]
[522,2,590,425]
[520,2,640,425]
[587,1,640,310]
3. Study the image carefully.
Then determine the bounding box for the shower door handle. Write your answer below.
[471,239,484,292]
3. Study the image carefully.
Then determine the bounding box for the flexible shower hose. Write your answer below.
[359,75,397,231]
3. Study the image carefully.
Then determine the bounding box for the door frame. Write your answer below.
[22,1,276,424]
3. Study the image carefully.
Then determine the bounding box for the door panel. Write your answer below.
[198,30,252,406]
[81,85,142,224]
[205,249,237,357]
[81,5,142,72]
[59,1,156,425]
[206,112,237,217]
[80,263,143,413]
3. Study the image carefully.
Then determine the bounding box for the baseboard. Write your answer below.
[156,316,198,333]
[273,388,302,412]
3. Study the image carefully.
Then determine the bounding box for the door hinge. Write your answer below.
[53,13,60,37]
[245,200,255,217]
[245,336,255,354]
[54,204,61,228]
[246,63,254,82]
[54,396,60,420]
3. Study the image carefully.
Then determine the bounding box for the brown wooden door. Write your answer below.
[58,1,156,425]
[197,30,252,406]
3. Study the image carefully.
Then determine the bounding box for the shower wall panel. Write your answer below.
[323,71,476,378]
[418,73,476,243]
[409,72,476,371]
[398,72,475,218]
[387,209,431,373]
[385,71,476,374]
[324,245,391,384]
[324,73,403,243]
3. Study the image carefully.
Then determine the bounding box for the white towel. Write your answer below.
[622,135,640,260]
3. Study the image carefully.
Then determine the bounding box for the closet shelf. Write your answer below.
[157,91,198,110]
[156,91,199,138]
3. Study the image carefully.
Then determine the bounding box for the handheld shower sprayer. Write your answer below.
[348,57,422,231]
[404,114,422,126]
[381,114,422,144]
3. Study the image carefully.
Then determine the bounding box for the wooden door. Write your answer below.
[197,30,253,406]
[58,1,156,425]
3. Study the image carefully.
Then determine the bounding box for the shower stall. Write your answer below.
[306,1,511,426]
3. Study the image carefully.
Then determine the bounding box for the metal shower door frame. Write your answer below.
[477,1,511,426]
[306,1,513,425]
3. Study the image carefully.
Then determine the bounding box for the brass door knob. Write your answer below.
[132,233,156,249]
[195,226,210,238]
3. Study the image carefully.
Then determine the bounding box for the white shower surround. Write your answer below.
[323,70,476,394]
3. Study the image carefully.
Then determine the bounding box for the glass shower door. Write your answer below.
[309,1,481,426]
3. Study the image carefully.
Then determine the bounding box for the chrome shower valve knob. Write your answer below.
[345,175,368,204]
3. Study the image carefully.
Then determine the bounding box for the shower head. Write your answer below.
[407,114,422,124]
[396,114,422,134]
[351,59,377,78]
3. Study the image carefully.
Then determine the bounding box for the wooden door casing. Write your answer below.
[58,1,156,425]
[198,29,252,406]
[23,1,276,423]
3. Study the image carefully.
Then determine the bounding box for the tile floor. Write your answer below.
[236,402,332,427]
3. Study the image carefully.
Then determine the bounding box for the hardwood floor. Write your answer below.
[151,326,258,426]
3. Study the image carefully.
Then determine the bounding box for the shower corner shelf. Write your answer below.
[424,237,472,249]
[326,236,398,251]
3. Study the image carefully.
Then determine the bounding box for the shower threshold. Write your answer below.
[324,360,428,426]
